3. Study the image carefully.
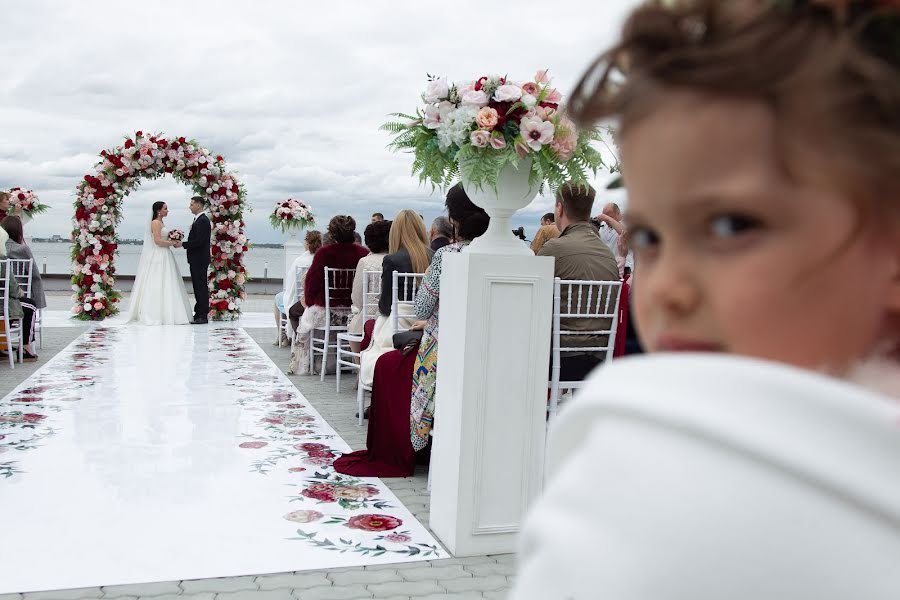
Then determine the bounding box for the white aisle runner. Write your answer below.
[0,325,445,594]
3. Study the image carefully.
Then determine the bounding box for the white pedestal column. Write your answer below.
[283,234,304,286]
[429,252,554,556]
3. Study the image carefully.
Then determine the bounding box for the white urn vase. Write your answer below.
[461,157,539,256]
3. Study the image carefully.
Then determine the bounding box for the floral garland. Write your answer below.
[382,70,607,192]
[71,131,249,321]
[5,187,49,218]
[270,198,315,233]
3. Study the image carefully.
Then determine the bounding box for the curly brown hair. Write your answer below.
[569,0,900,212]
[305,230,323,254]
[327,215,357,244]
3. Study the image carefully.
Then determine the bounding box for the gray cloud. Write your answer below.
[0,0,637,243]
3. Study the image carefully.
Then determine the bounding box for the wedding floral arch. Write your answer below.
[71,131,249,321]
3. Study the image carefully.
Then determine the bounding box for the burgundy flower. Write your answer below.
[298,443,328,451]
[301,483,338,502]
[306,449,336,458]
[23,414,46,423]
[262,416,285,425]
[345,514,402,532]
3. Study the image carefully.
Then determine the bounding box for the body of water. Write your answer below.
[27,242,287,279]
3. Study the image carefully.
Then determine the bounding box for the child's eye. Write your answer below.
[709,214,762,239]
[628,226,659,251]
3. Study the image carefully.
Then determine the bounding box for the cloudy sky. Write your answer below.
[0,0,637,244]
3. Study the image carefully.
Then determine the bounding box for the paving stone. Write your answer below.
[399,565,471,582]
[463,562,517,577]
[102,581,183,598]
[297,584,371,600]
[0,595,24,600]
[217,590,293,600]
[483,591,510,600]
[180,576,257,594]
[439,556,499,567]
[256,573,331,591]
[441,575,509,593]
[23,589,103,600]
[365,581,444,597]
[490,554,516,565]
[328,570,403,586]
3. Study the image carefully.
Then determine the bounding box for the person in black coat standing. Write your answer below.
[181,196,211,324]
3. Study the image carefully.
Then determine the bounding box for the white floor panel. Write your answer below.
[0,324,445,594]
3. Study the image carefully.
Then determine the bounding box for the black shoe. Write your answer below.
[190,318,208,325]
[354,407,371,420]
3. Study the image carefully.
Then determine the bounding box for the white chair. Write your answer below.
[309,267,355,380]
[279,265,308,348]
[548,278,623,419]
[336,269,381,393]
[7,259,37,349]
[355,272,424,426]
[0,260,24,368]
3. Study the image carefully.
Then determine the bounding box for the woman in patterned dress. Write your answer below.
[409,184,489,451]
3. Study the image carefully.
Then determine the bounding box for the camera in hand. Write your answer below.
[512,226,526,241]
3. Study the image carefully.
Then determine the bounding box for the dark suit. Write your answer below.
[378,247,433,317]
[181,212,211,321]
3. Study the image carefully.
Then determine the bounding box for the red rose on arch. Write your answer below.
[217,279,231,290]
[345,514,403,532]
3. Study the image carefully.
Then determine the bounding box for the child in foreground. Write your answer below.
[513,1,900,598]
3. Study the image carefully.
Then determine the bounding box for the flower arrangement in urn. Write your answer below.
[382,70,606,191]
[270,198,315,233]
[5,188,49,218]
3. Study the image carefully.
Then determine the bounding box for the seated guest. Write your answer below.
[0,191,10,220]
[530,223,560,254]
[410,184,489,451]
[359,210,432,386]
[2,216,46,313]
[288,216,368,375]
[538,183,620,381]
[273,230,321,345]
[353,231,362,245]
[347,220,392,352]
[429,216,453,251]
[0,226,38,360]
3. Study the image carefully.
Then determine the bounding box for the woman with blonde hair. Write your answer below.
[359,209,433,388]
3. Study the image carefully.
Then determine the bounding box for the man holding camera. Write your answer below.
[592,202,628,277]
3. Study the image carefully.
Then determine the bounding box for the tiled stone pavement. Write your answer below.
[0,310,514,600]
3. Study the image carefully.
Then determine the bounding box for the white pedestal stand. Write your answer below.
[429,160,553,556]
[283,232,304,288]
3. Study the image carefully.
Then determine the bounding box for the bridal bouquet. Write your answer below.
[382,70,606,191]
[6,187,49,218]
[270,198,315,233]
[168,229,185,242]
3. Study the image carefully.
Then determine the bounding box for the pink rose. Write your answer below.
[461,90,489,107]
[302,483,338,503]
[551,117,579,161]
[284,510,323,523]
[470,130,490,148]
[493,84,523,102]
[288,466,307,472]
[93,302,104,310]
[475,107,499,130]
[521,82,540,96]
[298,443,328,451]
[304,456,335,466]
[490,132,507,150]
[239,441,268,449]
[535,69,550,84]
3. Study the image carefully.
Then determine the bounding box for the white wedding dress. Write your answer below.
[123,223,193,325]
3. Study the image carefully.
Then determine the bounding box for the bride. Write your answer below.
[124,201,193,325]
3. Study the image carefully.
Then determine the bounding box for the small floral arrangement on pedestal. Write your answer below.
[270,198,315,233]
[6,188,49,218]
[168,229,185,242]
[382,70,606,190]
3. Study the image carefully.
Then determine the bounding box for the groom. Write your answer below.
[181,196,211,324]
